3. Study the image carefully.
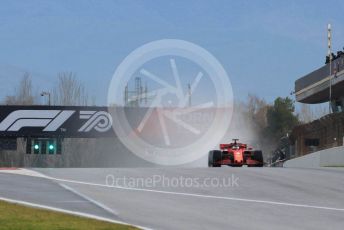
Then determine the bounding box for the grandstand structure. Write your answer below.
[291,50,344,156]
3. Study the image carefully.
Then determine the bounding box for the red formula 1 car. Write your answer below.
[208,139,264,167]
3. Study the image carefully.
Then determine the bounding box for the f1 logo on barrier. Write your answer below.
[0,110,113,133]
[0,110,74,132]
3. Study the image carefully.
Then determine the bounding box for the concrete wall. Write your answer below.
[284,146,344,168]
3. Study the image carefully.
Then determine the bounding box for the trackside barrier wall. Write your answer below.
[283,146,344,168]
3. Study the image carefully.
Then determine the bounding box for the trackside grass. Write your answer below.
[0,201,139,230]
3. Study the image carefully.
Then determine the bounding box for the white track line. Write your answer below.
[0,168,48,178]
[59,183,119,216]
[2,169,344,213]
[0,196,151,230]
[41,174,344,213]
[58,178,344,212]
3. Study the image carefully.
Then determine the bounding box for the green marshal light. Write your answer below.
[29,139,60,155]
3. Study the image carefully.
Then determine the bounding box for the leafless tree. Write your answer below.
[52,72,89,106]
[50,72,97,166]
[245,94,269,130]
[232,94,276,159]
[4,73,35,105]
[1,73,36,166]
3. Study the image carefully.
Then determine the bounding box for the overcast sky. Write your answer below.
[0,0,343,106]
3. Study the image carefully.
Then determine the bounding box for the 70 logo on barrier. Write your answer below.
[78,111,113,132]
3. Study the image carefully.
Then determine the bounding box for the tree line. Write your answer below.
[3,72,91,106]
[242,94,327,144]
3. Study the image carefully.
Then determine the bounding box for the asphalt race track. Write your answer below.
[1,167,344,230]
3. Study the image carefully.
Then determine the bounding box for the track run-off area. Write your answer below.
[1,167,344,230]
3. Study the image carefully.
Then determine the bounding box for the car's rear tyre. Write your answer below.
[208,150,222,167]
